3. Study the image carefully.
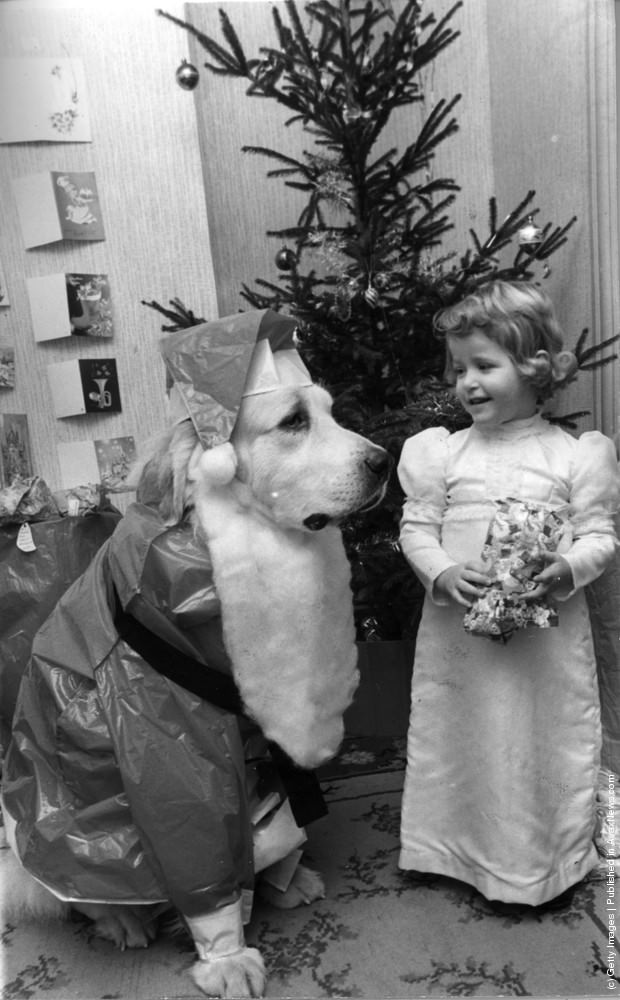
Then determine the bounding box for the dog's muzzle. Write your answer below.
[303,449,393,531]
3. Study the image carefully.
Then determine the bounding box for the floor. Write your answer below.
[1,736,617,999]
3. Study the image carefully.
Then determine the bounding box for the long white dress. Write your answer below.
[398,414,619,905]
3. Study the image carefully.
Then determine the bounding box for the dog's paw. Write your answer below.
[75,903,157,950]
[258,863,325,909]
[190,948,265,998]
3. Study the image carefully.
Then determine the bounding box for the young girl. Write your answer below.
[398,279,619,908]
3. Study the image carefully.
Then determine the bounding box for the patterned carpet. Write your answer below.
[1,737,616,999]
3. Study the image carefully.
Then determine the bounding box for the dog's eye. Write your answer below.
[278,408,308,432]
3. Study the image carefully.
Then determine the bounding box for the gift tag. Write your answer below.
[16,522,36,552]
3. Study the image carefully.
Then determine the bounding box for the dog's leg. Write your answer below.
[190,952,265,999]
[0,844,70,922]
[258,862,325,909]
[186,900,266,998]
[72,902,159,950]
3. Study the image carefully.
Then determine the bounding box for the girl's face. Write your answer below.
[447,331,538,427]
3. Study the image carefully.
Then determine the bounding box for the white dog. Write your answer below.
[1,322,390,999]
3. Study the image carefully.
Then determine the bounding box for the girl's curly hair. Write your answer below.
[434,280,578,401]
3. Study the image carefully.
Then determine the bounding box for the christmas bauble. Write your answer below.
[275,247,295,270]
[517,215,543,249]
[364,284,379,307]
[176,59,199,90]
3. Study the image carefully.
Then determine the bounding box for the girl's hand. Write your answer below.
[434,560,491,608]
[522,553,574,602]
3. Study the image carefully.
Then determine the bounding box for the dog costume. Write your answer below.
[2,310,359,961]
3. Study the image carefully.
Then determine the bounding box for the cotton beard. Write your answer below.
[193,446,359,770]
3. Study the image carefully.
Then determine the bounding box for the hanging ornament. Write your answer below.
[275,246,295,271]
[517,214,543,250]
[343,104,373,124]
[343,105,362,123]
[364,283,379,307]
[175,59,199,91]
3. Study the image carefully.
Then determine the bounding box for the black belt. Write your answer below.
[112,588,327,827]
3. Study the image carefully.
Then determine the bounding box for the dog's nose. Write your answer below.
[304,513,330,531]
[364,451,393,479]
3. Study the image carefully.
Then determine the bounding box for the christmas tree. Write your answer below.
[153,0,617,641]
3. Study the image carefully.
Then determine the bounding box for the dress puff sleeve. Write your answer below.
[562,431,620,593]
[398,426,457,601]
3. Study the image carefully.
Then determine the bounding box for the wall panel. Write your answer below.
[0,1,218,496]
[486,0,618,434]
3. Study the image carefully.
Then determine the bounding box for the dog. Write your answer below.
[1,349,390,998]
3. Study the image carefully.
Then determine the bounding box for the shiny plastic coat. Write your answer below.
[2,503,255,917]
[0,511,121,750]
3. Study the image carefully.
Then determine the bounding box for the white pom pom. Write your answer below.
[199,442,238,488]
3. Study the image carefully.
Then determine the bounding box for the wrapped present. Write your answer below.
[0,476,58,525]
[53,482,103,516]
[463,498,566,642]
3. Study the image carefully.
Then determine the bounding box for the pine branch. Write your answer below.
[156,9,249,76]
[574,326,591,358]
[285,0,320,74]
[141,297,206,331]
[397,95,461,176]
[218,9,251,74]
[242,145,312,176]
[567,328,619,374]
[549,410,592,430]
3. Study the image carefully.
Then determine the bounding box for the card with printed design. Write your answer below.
[0,413,33,487]
[0,344,15,389]
[57,435,136,491]
[0,58,91,143]
[27,272,113,342]
[0,259,9,307]
[47,358,122,418]
[13,170,105,248]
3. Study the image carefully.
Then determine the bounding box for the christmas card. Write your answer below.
[47,358,121,418]
[27,272,113,342]
[0,259,9,307]
[0,413,33,487]
[12,170,105,248]
[0,58,91,143]
[0,345,15,389]
[57,435,136,491]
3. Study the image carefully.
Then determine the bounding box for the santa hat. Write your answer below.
[159,309,312,448]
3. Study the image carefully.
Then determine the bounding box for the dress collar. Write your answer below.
[471,412,547,440]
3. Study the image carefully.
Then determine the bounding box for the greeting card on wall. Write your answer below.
[0,345,15,389]
[27,272,113,342]
[0,260,9,307]
[57,435,136,491]
[12,170,105,248]
[0,58,91,143]
[0,413,33,487]
[47,358,121,418]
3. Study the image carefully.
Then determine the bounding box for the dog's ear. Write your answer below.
[135,420,201,525]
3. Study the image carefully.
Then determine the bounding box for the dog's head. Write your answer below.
[135,359,391,531]
[230,372,391,532]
